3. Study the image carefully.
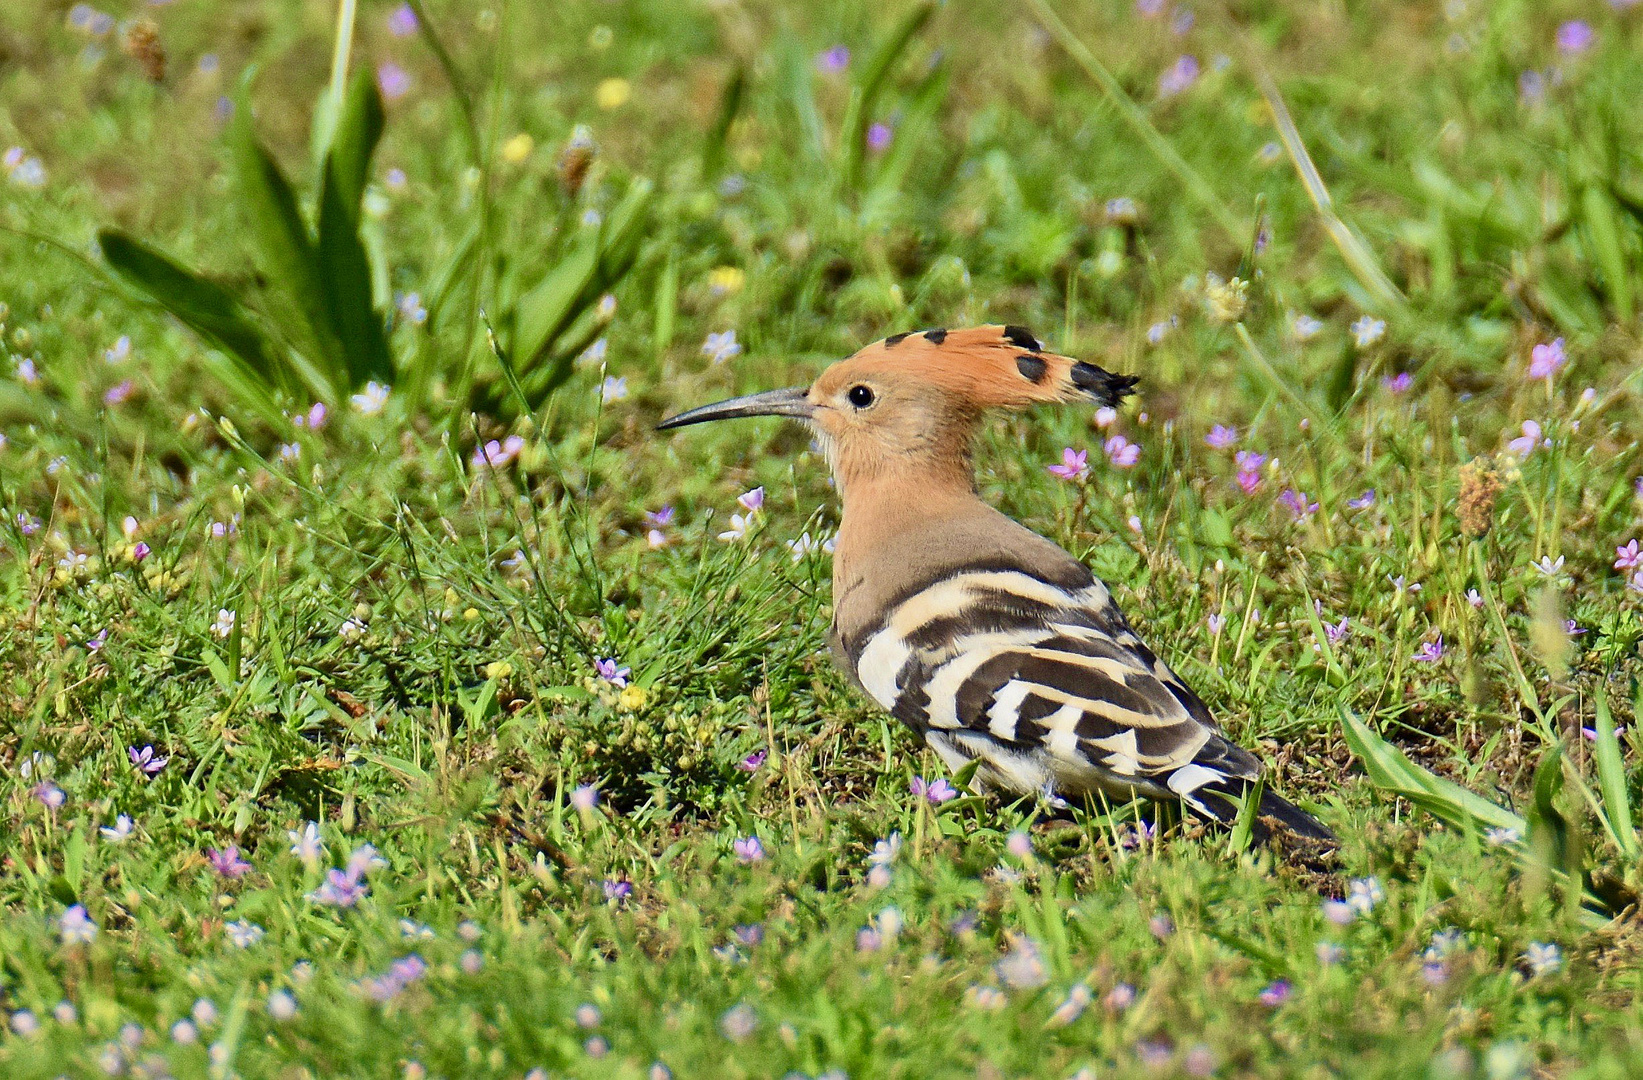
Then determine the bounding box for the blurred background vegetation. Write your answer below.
[4,0,1643,1075]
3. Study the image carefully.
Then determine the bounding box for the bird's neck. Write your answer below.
[829,455,983,608]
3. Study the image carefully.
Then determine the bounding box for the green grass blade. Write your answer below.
[841,1,935,194]
[1226,774,1262,855]
[595,177,655,286]
[1023,0,1244,243]
[1255,72,1407,313]
[309,0,359,175]
[701,65,745,180]
[653,246,677,360]
[866,64,950,202]
[1593,687,1639,861]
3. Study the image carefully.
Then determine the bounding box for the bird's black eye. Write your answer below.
[847,385,875,409]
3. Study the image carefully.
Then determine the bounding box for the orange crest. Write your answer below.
[815,324,1137,411]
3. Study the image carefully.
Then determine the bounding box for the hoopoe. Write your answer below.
[660,325,1332,841]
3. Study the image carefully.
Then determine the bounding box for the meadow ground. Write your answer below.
[3,0,1643,1076]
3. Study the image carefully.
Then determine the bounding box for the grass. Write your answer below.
[3,0,1643,1075]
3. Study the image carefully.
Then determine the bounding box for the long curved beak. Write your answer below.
[656,386,814,431]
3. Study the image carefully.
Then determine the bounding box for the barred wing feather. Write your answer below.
[843,565,1331,839]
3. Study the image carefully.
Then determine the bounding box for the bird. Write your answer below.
[658,324,1332,842]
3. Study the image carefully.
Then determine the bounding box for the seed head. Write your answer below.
[1456,457,1502,538]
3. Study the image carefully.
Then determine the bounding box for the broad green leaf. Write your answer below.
[230,100,345,395]
[1593,688,1639,861]
[317,161,392,386]
[512,237,600,369]
[596,177,655,285]
[1582,185,1634,322]
[1339,705,1526,834]
[327,67,386,227]
[98,230,275,379]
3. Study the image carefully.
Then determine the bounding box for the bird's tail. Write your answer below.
[1193,782,1335,844]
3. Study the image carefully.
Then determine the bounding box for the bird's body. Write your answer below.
[661,325,1331,840]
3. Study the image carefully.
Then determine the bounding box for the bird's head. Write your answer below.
[658,324,1137,490]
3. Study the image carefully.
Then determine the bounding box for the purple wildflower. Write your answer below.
[1615,540,1641,571]
[1258,979,1292,1006]
[1204,424,1238,448]
[1381,372,1413,394]
[595,657,630,687]
[132,541,151,562]
[602,879,632,901]
[33,782,64,809]
[309,868,368,907]
[1508,420,1544,458]
[732,836,765,864]
[128,745,167,775]
[910,776,958,805]
[1414,636,1445,663]
[736,750,767,772]
[1105,982,1137,1010]
[206,845,252,879]
[1556,20,1594,54]
[1278,489,1318,521]
[645,506,675,528]
[737,486,764,513]
[345,843,387,878]
[59,904,98,945]
[1047,447,1089,481]
[472,435,525,469]
[1529,338,1566,379]
[1236,469,1262,495]
[1137,0,1165,15]
[1346,489,1376,509]
[1159,55,1199,97]
[733,923,764,947]
[720,1003,758,1042]
[817,46,850,73]
[386,3,418,36]
[104,379,135,405]
[866,122,892,152]
[1170,7,1194,34]
[1104,435,1140,468]
[1321,899,1354,925]
[1206,613,1225,634]
[376,62,411,101]
[1520,70,1547,104]
[1324,617,1349,646]
[571,783,599,812]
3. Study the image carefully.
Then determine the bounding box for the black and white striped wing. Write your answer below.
[843,567,1260,812]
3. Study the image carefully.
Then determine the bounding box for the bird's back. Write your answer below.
[830,501,1331,839]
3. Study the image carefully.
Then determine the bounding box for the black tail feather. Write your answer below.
[1255,788,1335,843]
[1194,782,1335,844]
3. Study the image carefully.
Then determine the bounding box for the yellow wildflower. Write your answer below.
[501,133,534,164]
[708,266,745,296]
[596,78,631,110]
